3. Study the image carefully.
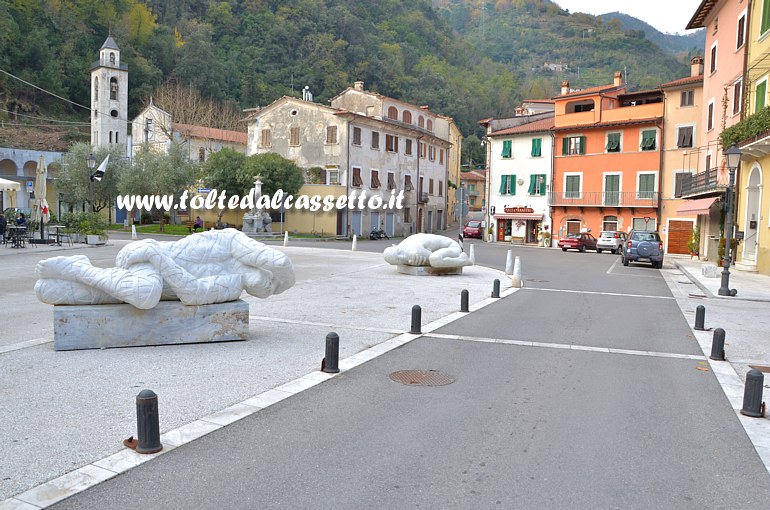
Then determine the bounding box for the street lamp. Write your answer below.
[87,153,97,212]
[718,144,742,296]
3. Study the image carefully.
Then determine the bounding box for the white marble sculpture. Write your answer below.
[35,229,295,309]
[384,233,471,269]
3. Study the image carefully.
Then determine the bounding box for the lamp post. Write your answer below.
[87,153,96,212]
[718,144,742,296]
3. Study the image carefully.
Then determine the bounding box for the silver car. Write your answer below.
[596,231,627,254]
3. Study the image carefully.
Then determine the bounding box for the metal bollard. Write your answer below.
[322,332,340,373]
[460,289,469,312]
[694,305,706,331]
[710,328,726,361]
[491,279,500,298]
[740,369,765,418]
[410,305,422,334]
[136,390,162,454]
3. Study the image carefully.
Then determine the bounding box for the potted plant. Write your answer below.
[83,212,108,245]
[688,229,700,259]
[717,237,738,266]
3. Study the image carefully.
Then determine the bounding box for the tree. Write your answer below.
[149,80,244,132]
[201,148,248,223]
[58,143,129,215]
[241,153,305,199]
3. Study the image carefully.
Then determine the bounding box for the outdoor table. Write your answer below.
[8,225,27,248]
[48,225,65,246]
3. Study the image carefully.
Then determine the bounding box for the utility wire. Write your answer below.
[0,108,90,125]
[0,122,90,128]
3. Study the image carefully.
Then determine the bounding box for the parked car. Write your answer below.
[558,232,597,252]
[462,220,483,239]
[596,230,627,254]
[621,230,664,268]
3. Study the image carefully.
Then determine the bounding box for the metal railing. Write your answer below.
[680,168,727,197]
[549,191,658,207]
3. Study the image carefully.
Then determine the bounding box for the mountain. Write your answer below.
[599,12,705,56]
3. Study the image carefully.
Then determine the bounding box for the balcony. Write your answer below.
[680,168,728,198]
[418,192,429,203]
[549,191,658,208]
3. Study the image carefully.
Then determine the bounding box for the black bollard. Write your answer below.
[740,369,765,418]
[694,305,706,331]
[410,305,422,334]
[491,279,500,298]
[710,328,726,361]
[460,289,469,313]
[136,390,162,454]
[322,332,340,374]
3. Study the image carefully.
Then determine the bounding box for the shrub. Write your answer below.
[140,212,153,225]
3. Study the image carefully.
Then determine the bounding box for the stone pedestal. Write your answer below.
[396,265,464,276]
[53,299,249,351]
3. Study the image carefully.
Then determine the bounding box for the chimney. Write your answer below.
[613,71,623,86]
[353,81,364,91]
[690,56,704,77]
[561,80,570,95]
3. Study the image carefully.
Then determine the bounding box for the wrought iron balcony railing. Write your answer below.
[548,191,658,207]
[680,168,728,197]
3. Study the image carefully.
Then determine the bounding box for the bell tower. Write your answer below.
[90,35,128,150]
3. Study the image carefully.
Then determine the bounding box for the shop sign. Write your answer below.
[503,207,534,214]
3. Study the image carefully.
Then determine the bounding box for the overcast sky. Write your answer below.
[554,0,703,35]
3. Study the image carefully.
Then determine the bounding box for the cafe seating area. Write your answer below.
[4,225,69,249]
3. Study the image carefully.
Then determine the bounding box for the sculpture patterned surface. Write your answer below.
[35,229,295,309]
[383,233,471,268]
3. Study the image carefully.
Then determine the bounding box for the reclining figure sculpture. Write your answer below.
[383,233,471,269]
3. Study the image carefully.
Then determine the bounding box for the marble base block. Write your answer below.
[53,300,250,351]
[396,264,463,276]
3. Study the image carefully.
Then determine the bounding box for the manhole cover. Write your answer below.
[389,370,455,386]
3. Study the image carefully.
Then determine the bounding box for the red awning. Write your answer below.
[676,197,719,216]
[493,213,544,220]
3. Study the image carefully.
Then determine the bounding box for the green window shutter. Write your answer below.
[566,175,579,197]
[510,175,516,195]
[641,130,656,150]
[538,174,547,195]
[606,133,620,151]
[579,136,586,155]
[528,175,537,194]
[531,138,542,157]
[502,140,512,158]
[499,175,508,194]
[763,0,770,34]
[756,81,767,112]
[562,137,569,155]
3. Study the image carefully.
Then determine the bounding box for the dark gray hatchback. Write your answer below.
[621,230,664,268]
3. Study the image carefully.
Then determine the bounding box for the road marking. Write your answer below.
[0,337,52,355]
[606,259,618,274]
[249,315,402,334]
[522,287,675,300]
[427,333,705,360]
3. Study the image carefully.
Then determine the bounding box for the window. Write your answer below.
[429,178,434,195]
[641,130,657,151]
[737,14,746,49]
[420,142,426,159]
[439,149,444,165]
[404,207,411,223]
[499,175,516,195]
[709,43,717,74]
[531,138,542,157]
[707,101,715,130]
[756,81,767,112]
[638,174,655,199]
[386,134,399,153]
[438,180,443,197]
[387,172,396,190]
[198,147,206,162]
[674,172,690,198]
[406,139,413,155]
[528,174,546,195]
[562,136,586,155]
[427,119,433,131]
[387,106,398,120]
[606,133,621,153]
[762,0,770,34]
[418,116,424,128]
[327,168,340,185]
[326,126,338,144]
[602,216,618,232]
[676,126,693,148]
[565,175,581,198]
[352,167,363,187]
[371,131,379,149]
[501,140,512,158]
[109,52,115,64]
[429,145,435,161]
[290,127,300,146]
[733,79,743,116]
[110,78,118,100]
[353,127,362,146]
[403,111,412,124]
[681,90,694,107]
[94,77,98,101]
[260,129,271,148]
[404,175,414,191]
[706,153,712,172]
[371,170,381,189]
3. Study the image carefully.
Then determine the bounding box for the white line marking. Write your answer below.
[607,259,618,274]
[0,337,52,355]
[427,333,705,360]
[249,315,402,334]
[522,287,675,300]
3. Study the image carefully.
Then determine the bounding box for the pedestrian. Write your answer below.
[193,216,203,232]
[16,212,27,226]
[0,212,7,243]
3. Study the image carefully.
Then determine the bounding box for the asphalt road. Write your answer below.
[50,238,770,509]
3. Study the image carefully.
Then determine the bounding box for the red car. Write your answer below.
[558,232,598,252]
[462,220,483,239]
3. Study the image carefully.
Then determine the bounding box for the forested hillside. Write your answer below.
[1,0,700,146]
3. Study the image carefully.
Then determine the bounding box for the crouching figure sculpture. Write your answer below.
[383,233,471,275]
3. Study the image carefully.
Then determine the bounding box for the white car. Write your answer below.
[596,231,627,254]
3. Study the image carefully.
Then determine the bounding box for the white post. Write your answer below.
[512,255,522,288]
[131,224,137,241]
[469,244,476,265]
[352,234,358,251]
[505,249,514,275]
[283,231,289,247]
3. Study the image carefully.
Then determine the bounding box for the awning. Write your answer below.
[493,213,544,220]
[0,177,21,191]
[676,197,719,216]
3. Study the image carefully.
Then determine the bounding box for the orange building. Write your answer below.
[551,72,664,241]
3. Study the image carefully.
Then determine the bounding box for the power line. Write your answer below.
[0,108,89,125]
[0,66,91,112]
[0,122,90,128]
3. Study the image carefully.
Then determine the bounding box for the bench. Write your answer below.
[186,221,208,233]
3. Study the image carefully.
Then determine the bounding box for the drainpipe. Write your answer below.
[657,115,665,235]
[416,135,422,233]
[548,129,556,240]
[345,118,351,238]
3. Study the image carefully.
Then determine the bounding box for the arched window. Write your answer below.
[94,77,98,101]
[110,78,118,100]
[109,52,115,64]
[427,119,433,132]
[387,106,398,120]
[402,111,412,124]
[418,116,424,128]
[199,147,206,163]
